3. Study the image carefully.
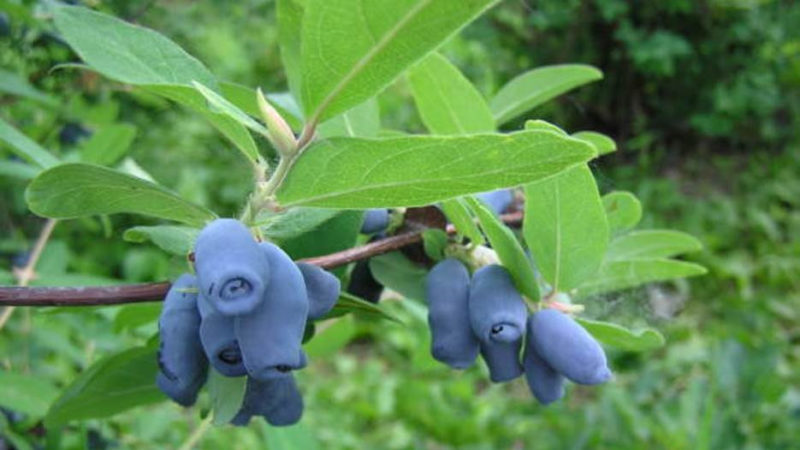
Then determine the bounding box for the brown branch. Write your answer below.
[0,211,523,307]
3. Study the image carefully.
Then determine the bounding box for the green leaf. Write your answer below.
[45,345,163,427]
[300,0,497,122]
[26,163,216,226]
[123,225,200,256]
[262,422,321,450]
[408,52,494,134]
[523,165,609,292]
[524,119,567,135]
[208,371,247,425]
[317,98,380,138]
[79,124,137,166]
[572,131,616,156]
[0,160,39,180]
[0,117,60,169]
[0,69,57,107]
[603,191,643,233]
[576,258,708,297]
[113,304,161,332]
[369,251,427,300]
[576,318,665,352]
[0,372,60,417]
[192,81,269,137]
[422,229,448,261]
[279,211,363,277]
[219,82,303,130]
[277,130,596,208]
[304,315,358,358]
[327,292,403,324]
[258,208,341,241]
[276,0,305,106]
[440,198,484,245]
[53,5,216,88]
[607,230,703,261]
[466,196,540,301]
[490,64,603,125]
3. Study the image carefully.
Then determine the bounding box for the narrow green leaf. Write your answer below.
[123,225,200,256]
[26,163,216,226]
[277,130,596,208]
[369,251,427,300]
[422,229,448,261]
[572,131,616,156]
[0,69,57,107]
[576,258,707,297]
[208,371,247,425]
[45,345,163,427]
[607,230,703,261]
[219,82,303,130]
[466,196,539,301]
[0,372,59,417]
[317,98,380,138]
[192,81,269,137]
[440,198,484,245]
[525,119,567,135]
[326,292,403,324]
[79,124,137,166]
[0,160,39,180]
[0,117,59,169]
[576,318,665,352]
[603,191,643,233]
[53,5,216,88]
[524,165,609,292]
[491,64,603,125]
[408,52,494,134]
[276,0,305,104]
[258,208,341,241]
[301,0,497,122]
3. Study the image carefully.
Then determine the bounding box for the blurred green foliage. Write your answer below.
[1,0,798,448]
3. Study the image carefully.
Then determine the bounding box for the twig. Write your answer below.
[0,212,522,307]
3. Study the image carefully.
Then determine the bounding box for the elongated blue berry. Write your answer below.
[197,295,247,377]
[235,243,309,379]
[477,189,513,215]
[230,375,304,427]
[523,314,565,404]
[469,265,527,382]
[361,209,389,234]
[425,258,479,369]
[296,262,340,320]
[193,219,269,316]
[156,274,208,406]
[530,309,611,385]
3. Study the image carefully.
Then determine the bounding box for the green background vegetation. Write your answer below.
[1,0,799,448]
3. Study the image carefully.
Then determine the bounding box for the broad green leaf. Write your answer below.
[317,98,380,138]
[525,119,567,135]
[576,258,707,297]
[491,64,603,125]
[276,0,305,103]
[572,131,616,155]
[219,82,303,130]
[280,211,363,277]
[45,345,163,427]
[326,292,403,323]
[79,124,137,166]
[192,81,269,137]
[603,191,642,233]
[466,196,539,301]
[369,251,427,300]
[408,52,494,134]
[440,198,484,245]
[0,69,57,107]
[208,371,247,425]
[26,163,216,226]
[422,229,448,261]
[304,316,358,358]
[576,318,665,352]
[0,372,60,417]
[300,0,497,122]
[277,130,596,208]
[123,225,200,255]
[0,117,59,169]
[258,207,341,241]
[524,165,609,292]
[112,303,161,332]
[0,160,39,180]
[607,230,703,261]
[53,5,216,88]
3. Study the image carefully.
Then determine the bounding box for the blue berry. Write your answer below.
[426,258,479,369]
[197,295,247,377]
[361,209,389,234]
[230,375,304,427]
[476,189,513,215]
[296,262,340,320]
[522,314,565,404]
